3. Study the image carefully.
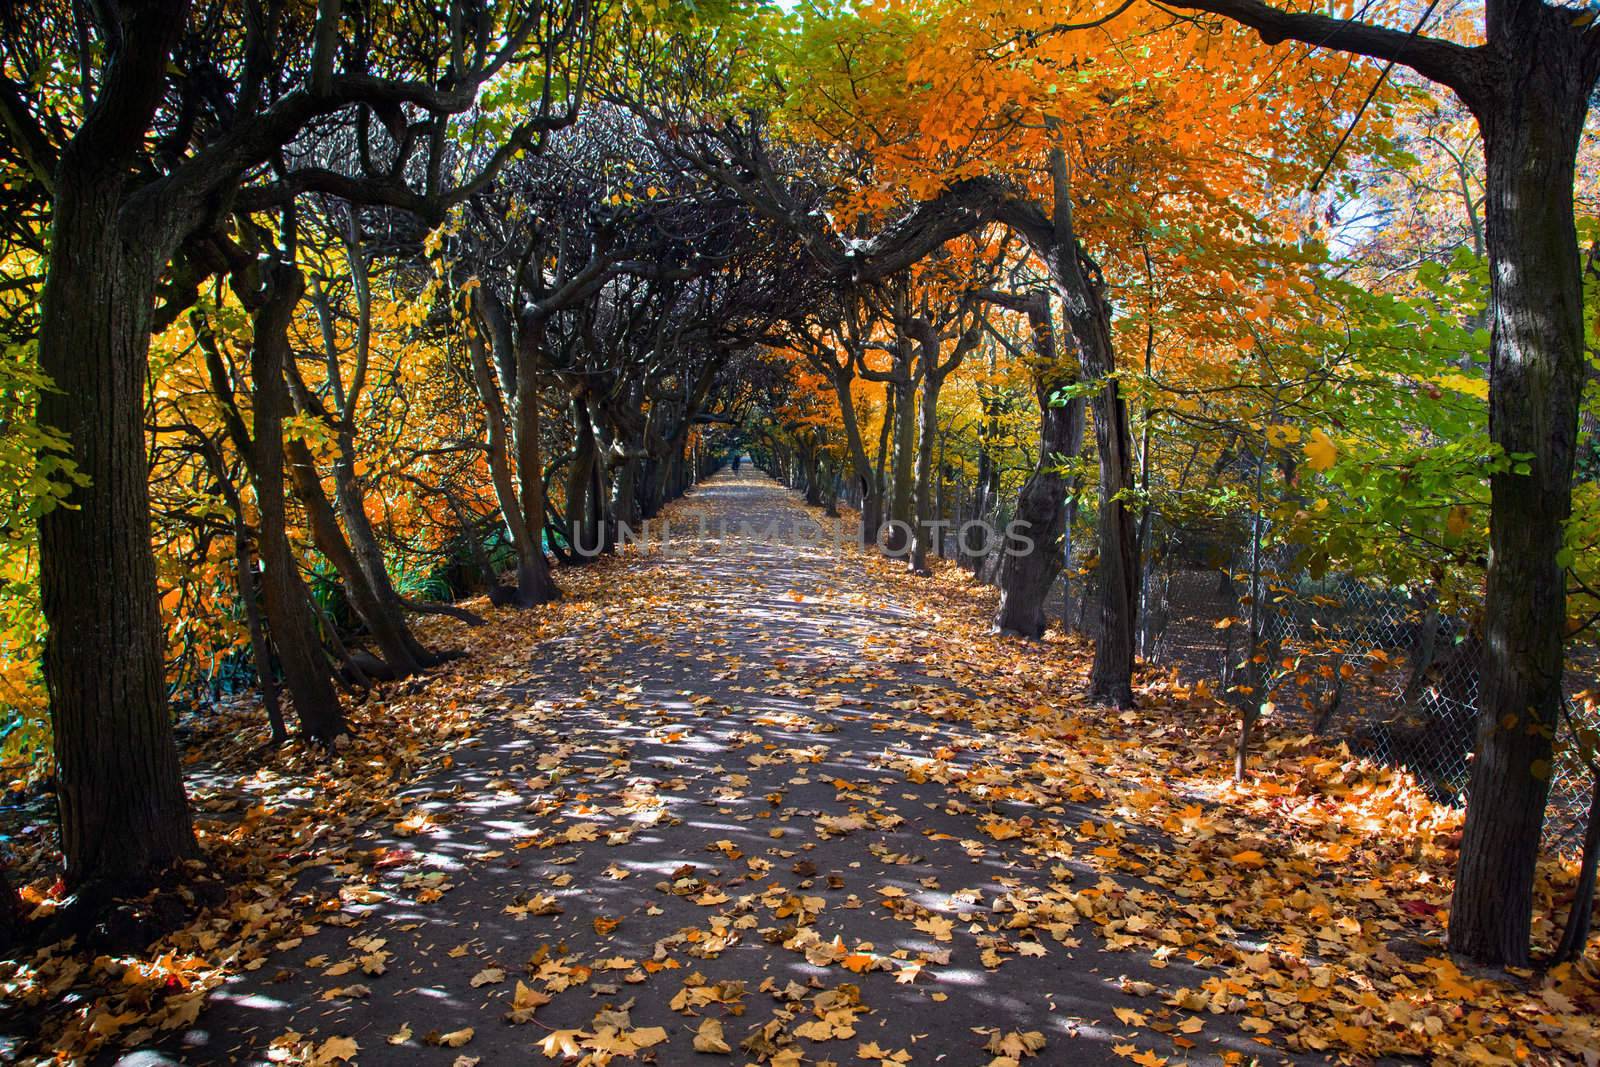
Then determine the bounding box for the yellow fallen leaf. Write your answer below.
[539,1029,587,1058]
[311,1036,358,1065]
[436,1027,475,1048]
[693,1016,731,1054]
[470,966,504,987]
[506,980,552,1023]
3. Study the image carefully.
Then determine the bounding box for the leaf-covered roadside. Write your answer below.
[1,485,1596,1066]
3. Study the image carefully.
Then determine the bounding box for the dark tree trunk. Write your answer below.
[828,371,880,545]
[1169,0,1600,970]
[1048,219,1137,705]
[1086,382,1140,707]
[510,326,560,604]
[992,141,1139,705]
[1450,22,1591,966]
[464,323,541,601]
[565,396,602,558]
[1552,772,1600,964]
[466,296,558,607]
[909,371,943,575]
[212,464,287,743]
[36,157,196,896]
[996,379,1085,638]
[803,448,823,507]
[613,453,641,530]
[284,438,424,676]
[246,266,346,741]
[885,373,916,554]
[873,383,894,544]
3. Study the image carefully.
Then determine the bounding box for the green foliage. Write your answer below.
[1278,252,1493,607]
[0,336,87,785]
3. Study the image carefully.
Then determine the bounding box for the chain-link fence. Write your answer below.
[1056,525,1599,854]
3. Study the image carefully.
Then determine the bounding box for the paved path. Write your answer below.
[122,470,1289,1067]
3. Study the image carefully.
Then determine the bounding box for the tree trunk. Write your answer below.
[909,372,943,575]
[212,464,287,743]
[830,371,881,545]
[36,163,196,896]
[803,447,823,507]
[247,266,346,741]
[996,378,1084,637]
[1450,48,1590,967]
[1042,215,1139,706]
[511,326,560,604]
[885,374,916,554]
[1552,771,1600,964]
[464,325,549,605]
[823,457,841,517]
[996,140,1139,704]
[283,438,422,677]
[1083,381,1138,706]
[613,452,641,531]
[565,396,601,558]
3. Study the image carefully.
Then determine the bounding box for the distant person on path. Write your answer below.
[732,454,742,474]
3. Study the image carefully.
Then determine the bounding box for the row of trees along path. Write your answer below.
[0,0,1598,1062]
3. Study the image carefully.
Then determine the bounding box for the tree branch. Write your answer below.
[1165,0,1484,101]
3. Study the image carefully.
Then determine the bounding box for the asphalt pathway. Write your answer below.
[120,469,1293,1067]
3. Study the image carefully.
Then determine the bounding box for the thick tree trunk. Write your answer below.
[36,165,196,895]
[565,397,602,558]
[1450,51,1589,967]
[1049,230,1137,706]
[638,456,664,519]
[996,383,1085,637]
[613,452,641,531]
[993,142,1139,704]
[1163,0,1599,970]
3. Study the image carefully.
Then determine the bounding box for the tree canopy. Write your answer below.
[1,0,1599,1060]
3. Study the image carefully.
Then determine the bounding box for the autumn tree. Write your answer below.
[0,0,592,899]
[1158,0,1600,970]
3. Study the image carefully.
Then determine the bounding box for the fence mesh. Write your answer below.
[1053,524,1598,853]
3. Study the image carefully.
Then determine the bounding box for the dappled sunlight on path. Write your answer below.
[7,470,1594,1066]
[125,471,1271,1066]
